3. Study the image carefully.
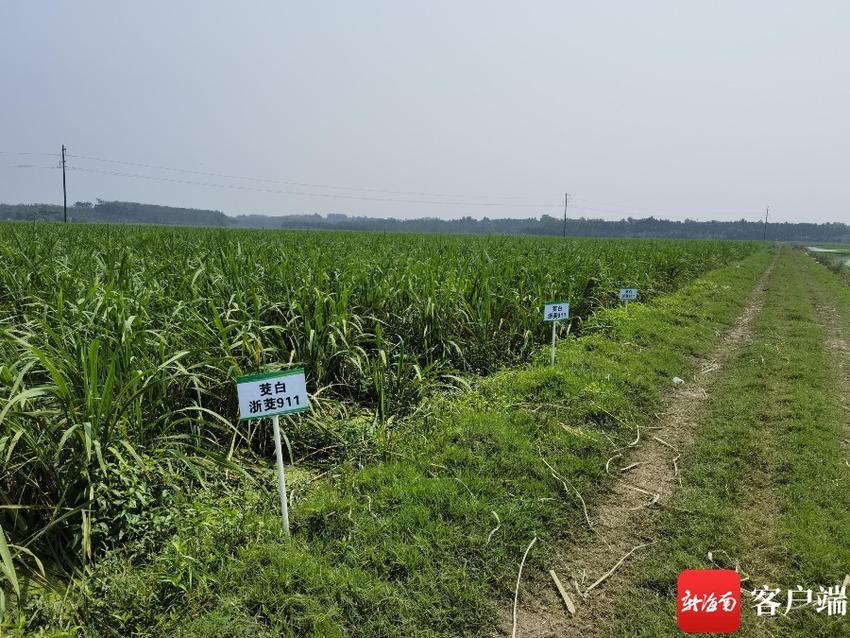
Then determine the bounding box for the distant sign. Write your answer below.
[543,301,570,322]
[236,368,309,421]
[619,288,638,301]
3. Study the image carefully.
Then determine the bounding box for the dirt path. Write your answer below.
[501,255,777,638]
[806,276,850,462]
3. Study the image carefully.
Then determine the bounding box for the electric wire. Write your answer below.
[64,153,557,202]
[4,150,776,222]
[64,165,564,208]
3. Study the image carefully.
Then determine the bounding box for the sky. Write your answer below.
[1,1,848,224]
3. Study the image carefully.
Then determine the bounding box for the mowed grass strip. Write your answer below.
[41,252,773,638]
[614,248,850,637]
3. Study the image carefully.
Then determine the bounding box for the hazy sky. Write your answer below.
[1,1,848,223]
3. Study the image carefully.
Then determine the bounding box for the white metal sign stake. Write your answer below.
[235,368,309,536]
[550,322,557,367]
[543,301,570,366]
[271,414,290,534]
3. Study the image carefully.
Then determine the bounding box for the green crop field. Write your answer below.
[0,224,755,574]
[16,225,850,638]
[5,3,850,636]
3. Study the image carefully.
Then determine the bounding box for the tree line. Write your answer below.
[1,200,847,242]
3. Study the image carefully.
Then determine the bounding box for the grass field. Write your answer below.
[4,226,850,636]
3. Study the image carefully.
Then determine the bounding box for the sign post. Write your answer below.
[619,288,638,312]
[543,301,570,366]
[236,368,309,535]
[550,321,557,366]
[271,414,289,534]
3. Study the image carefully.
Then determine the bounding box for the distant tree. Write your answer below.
[1,200,848,241]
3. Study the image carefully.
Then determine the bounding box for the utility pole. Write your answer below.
[563,192,570,238]
[61,144,68,223]
[763,205,769,240]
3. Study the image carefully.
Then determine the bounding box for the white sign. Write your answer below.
[619,288,638,301]
[543,301,570,322]
[236,368,309,421]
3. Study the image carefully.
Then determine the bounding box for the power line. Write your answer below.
[569,200,765,223]
[571,197,724,221]
[6,163,61,169]
[65,152,555,202]
[570,195,689,214]
[13,164,761,222]
[64,166,564,208]
[8,149,771,222]
[11,149,560,203]
[566,207,702,222]
[0,151,60,157]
